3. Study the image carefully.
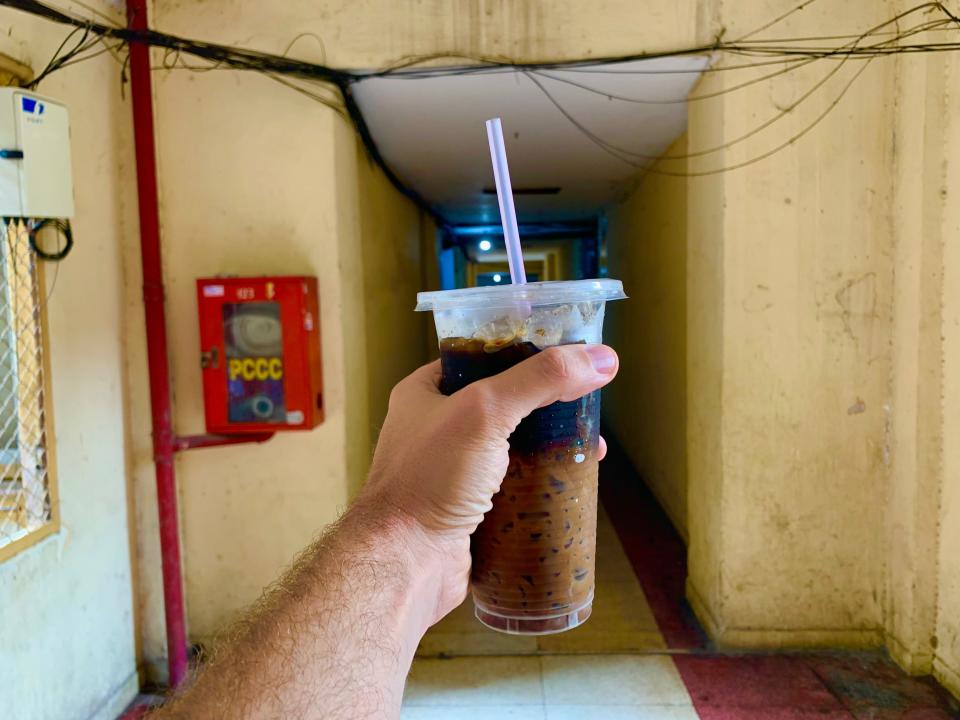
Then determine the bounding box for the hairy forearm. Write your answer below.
[153,504,441,720]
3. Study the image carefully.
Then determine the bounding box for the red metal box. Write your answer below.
[196,276,323,433]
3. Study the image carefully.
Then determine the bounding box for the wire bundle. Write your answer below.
[5,0,960,219]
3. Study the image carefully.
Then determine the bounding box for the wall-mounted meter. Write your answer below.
[196,276,323,434]
[0,88,74,218]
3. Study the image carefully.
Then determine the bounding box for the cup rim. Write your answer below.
[415,278,626,312]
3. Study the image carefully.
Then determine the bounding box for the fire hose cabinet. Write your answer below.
[196,276,323,434]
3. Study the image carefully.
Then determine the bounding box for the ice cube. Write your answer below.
[473,316,521,345]
[520,306,565,347]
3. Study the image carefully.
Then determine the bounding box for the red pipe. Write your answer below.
[127,0,188,688]
[174,432,275,452]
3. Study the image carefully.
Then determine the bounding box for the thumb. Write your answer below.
[456,344,618,435]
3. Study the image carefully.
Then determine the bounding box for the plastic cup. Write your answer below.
[416,279,626,634]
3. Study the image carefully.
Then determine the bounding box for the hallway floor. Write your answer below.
[403,443,960,720]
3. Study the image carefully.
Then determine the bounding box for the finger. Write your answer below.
[400,359,441,390]
[408,359,442,392]
[598,435,607,461]
[389,360,442,408]
[458,344,618,433]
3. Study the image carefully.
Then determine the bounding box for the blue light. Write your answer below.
[478,239,492,252]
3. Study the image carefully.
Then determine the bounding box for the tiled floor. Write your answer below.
[403,655,697,719]
[404,508,693,717]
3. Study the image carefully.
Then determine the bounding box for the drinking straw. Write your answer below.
[485,117,527,285]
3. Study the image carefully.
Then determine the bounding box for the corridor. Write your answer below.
[3,1,960,718]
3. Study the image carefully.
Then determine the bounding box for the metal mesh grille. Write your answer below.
[0,220,52,547]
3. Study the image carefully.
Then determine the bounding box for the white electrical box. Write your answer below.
[0,88,74,219]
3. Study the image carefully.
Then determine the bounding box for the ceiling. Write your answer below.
[351,56,711,225]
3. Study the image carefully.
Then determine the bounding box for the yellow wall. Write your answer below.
[122,57,431,677]
[582,0,960,694]
[927,44,960,701]
[134,0,705,678]
[0,2,140,718]
[884,40,950,677]
[152,0,701,68]
[604,134,689,540]
[936,128,960,694]
[684,0,897,649]
[881,38,960,694]
[353,142,433,455]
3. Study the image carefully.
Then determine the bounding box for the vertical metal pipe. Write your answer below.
[126,0,188,688]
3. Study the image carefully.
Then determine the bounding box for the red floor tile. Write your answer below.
[849,710,958,720]
[696,710,855,719]
[808,655,956,716]
[599,437,703,649]
[674,655,845,710]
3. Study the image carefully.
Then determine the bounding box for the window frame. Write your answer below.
[0,59,59,562]
[0,230,60,563]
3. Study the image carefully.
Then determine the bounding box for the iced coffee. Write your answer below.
[417,279,625,634]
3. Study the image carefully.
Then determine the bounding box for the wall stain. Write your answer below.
[848,398,866,415]
[742,284,774,313]
[834,272,878,344]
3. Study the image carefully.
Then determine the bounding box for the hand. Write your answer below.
[358,344,619,626]
[150,344,619,720]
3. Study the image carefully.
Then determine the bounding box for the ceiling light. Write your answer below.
[479,239,492,252]
[493,273,502,283]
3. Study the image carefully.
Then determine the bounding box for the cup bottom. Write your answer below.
[474,600,593,636]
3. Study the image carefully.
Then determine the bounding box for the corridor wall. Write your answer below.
[603,0,960,699]
[604,134,690,540]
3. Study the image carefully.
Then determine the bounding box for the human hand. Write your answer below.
[357,344,619,626]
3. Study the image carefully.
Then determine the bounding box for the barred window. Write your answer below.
[0,220,57,555]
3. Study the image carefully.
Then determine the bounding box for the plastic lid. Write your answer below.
[415,278,626,312]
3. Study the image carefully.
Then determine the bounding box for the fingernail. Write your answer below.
[585,345,616,374]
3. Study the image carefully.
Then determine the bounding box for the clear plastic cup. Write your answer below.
[416,279,626,634]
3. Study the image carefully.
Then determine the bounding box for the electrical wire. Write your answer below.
[28,219,73,261]
[264,73,347,118]
[9,0,960,82]
[525,55,874,178]
[4,0,960,213]
[4,219,63,302]
[46,0,119,26]
[530,10,952,107]
[279,31,327,64]
[732,0,822,43]
[527,4,951,163]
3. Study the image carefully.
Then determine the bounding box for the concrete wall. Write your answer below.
[929,44,960,701]
[682,0,899,649]
[352,139,433,455]
[0,2,140,719]
[604,134,689,540]
[152,0,702,68]
[936,124,960,695]
[933,108,960,698]
[668,1,960,694]
[884,38,950,678]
